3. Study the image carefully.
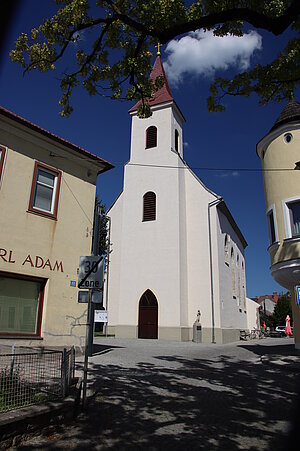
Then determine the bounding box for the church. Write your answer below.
[105,52,249,344]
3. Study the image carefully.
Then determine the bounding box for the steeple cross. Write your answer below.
[155,42,163,56]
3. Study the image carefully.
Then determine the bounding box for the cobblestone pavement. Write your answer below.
[10,337,300,451]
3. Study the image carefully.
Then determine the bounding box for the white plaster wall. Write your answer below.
[246,297,260,331]
[108,104,187,329]
[105,193,124,325]
[216,210,248,330]
[184,169,216,328]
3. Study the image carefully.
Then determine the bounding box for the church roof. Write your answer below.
[129,54,175,113]
[270,98,300,132]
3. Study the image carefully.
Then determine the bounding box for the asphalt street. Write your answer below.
[12,337,300,450]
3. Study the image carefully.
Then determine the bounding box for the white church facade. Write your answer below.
[105,54,249,344]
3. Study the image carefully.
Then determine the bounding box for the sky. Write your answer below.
[0,0,297,298]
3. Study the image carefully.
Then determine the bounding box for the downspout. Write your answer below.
[104,215,111,336]
[208,197,223,344]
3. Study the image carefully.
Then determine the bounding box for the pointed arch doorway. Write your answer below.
[138,290,158,339]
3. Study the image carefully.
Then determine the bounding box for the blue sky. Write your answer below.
[0,0,297,298]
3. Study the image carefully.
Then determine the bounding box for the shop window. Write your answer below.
[0,145,7,184]
[0,273,45,336]
[146,126,157,149]
[28,162,62,219]
[143,191,156,222]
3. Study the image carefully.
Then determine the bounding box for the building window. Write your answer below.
[146,126,157,149]
[287,200,300,237]
[267,208,277,244]
[283,198,300,238]
[224,234,229,265]
[175,129,179,152]
[28,162,62,219]
[0,273,45,336]
[143,191,156,222]
[231,248,236,299]
[284,133,293,144]
[0,145,7,184]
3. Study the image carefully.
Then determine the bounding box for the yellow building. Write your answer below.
[0,106,113,349]
[257,99,300,348]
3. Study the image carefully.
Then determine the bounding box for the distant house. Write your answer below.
[257,98,300,348]
[252,292,279,317]
[106,53,249,344]
[0,106,113,348]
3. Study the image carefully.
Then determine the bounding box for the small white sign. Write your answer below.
[94,310,108,323]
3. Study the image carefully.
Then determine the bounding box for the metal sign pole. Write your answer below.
[82,288,92,410]
[82,205,101,410]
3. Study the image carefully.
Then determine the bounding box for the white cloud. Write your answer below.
[164,30,262,85]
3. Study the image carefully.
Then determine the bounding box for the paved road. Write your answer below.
[14,337,300,450]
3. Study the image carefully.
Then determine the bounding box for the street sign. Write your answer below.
[78,256,103,289]
[94,310,108,323]
[296,286,300,305]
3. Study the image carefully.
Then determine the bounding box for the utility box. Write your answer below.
[193,323,202,343]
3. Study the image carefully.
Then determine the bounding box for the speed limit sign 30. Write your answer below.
[78,256,104,289]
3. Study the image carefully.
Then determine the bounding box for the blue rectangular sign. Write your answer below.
[296,286,300,305]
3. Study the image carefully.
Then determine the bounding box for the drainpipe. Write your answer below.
[208,197,223,344]
[104,215,111,337]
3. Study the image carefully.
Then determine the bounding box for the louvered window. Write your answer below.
[146,126,157,149]
[143,192,156,221]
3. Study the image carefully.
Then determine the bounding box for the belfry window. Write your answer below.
[143,191,156,222]
[146,126,157,149]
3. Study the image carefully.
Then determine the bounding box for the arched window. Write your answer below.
[146,126,157,149]
[224,234,229,265]
[143,191,156,221]
[175,129,179,152]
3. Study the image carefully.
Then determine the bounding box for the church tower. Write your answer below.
[106,52,249,342]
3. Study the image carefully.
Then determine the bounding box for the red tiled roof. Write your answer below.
[129,54,174,112]
[0,105,114,173]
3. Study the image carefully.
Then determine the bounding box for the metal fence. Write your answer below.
[0,346,75,413]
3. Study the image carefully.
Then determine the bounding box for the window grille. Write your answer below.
[143,192,156,221]
[146,126,157,149]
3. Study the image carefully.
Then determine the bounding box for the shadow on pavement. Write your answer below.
[16,350,299,450]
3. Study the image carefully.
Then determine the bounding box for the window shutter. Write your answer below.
[143,192,156,221]
[146,126,157,149]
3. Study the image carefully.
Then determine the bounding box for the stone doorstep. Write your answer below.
[0,377,82,449]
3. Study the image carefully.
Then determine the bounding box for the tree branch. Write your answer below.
[158,1,300,42]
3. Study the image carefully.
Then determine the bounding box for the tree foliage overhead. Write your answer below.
[10,0,300,117]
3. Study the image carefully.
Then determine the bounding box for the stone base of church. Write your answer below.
[108,325,241,344]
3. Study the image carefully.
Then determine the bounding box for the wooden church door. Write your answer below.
[138,290,158,339]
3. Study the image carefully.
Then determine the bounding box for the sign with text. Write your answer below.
[94,310,108,323]
[296,286,300,305]
[78,256,103,289]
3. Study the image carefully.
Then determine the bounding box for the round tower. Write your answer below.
[257,99,300,347]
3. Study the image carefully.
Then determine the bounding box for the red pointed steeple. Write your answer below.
[129,54,174,112]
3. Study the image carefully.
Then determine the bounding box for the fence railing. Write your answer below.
[0,346,75,413]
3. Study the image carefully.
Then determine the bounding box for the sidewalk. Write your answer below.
[9,337,300,451]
